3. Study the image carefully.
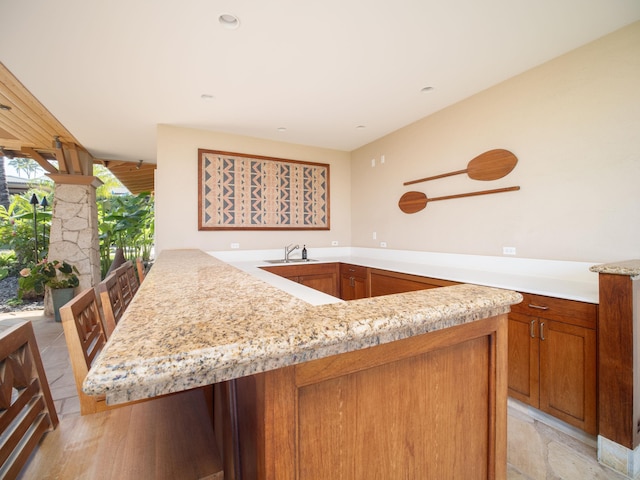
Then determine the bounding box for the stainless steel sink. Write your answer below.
[263,258,317,264]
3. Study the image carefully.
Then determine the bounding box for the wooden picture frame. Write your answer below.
[198,149,330,230]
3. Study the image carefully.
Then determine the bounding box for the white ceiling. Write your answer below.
[1,0,639,164]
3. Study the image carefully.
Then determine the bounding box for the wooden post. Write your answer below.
[591,260,640,476]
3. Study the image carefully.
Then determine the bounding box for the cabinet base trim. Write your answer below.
[508,397,596,447]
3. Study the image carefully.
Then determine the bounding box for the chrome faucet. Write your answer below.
[284,244,299,262]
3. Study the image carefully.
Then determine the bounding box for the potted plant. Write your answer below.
[18,259,80,322]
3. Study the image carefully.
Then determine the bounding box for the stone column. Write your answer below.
[45,176,102,315]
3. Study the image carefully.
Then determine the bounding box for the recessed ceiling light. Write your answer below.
[219,13,240,29]
[200,94,215,100]
[277,127,287,132]
[356,125,366,130]
[420,86,434,93]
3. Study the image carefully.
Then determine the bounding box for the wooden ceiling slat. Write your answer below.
[0,113,44,148]
[0,126,17,139]
[105,162,155,194]
[0,91,61,148]
[0,63,77,146]
[0,63,155,193]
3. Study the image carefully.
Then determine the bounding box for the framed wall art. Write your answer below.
[198,149,330,230]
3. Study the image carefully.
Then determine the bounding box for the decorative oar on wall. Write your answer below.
[403,149,517,186]
[398,186,521,214]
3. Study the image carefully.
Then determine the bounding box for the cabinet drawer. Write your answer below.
[340,263,368,278]
[511,292,597,329]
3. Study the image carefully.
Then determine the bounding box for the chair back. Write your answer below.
[98,273,124,337]
[60,287,109,415]
[135,257,146,284]
[0,322,58,479]
[125,262,139,296]
[115,262,134,309]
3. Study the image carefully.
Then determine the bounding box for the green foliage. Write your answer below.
[0,251,17,279]
[98,192,154,277]
[17,259,79,300]
[0,158,155,285]
[0,189,52,265]
[94,164,123,199]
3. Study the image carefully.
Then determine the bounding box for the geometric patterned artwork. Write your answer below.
[198,149,330,230]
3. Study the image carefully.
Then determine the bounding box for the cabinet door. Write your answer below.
[539,320,597,434]
[507,312,539,407]
[339,264,369,300]
[340,273,355,300]
[352,276,367,300]
[299,273,338,297]
[340,273,368,300]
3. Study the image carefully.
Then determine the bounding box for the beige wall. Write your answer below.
[155,126,351,254]
[350,22,640,263]
[156,22,639,263]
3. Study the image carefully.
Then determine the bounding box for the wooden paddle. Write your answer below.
[398,186,520,214]
[403,149,517,186]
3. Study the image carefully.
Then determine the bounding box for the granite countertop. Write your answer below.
[83,249,522,404]
[590,259,640,277]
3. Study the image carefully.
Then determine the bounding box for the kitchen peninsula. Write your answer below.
[84,249,522,479]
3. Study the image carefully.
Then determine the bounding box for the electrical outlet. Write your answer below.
[503,246,516,255]
[380,155,385,164]
[371,158,376,167]
[372,231,377,240]
[230,243,240,249]
[380,241,387,248]
[331,240,339,246]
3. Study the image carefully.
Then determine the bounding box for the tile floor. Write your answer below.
[507,400,626,479]
[0,310,80,419]
[0,311,630,479]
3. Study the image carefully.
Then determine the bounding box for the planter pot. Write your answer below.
[51,287,75,323]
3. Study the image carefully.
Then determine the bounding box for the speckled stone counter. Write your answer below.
[83,249,522,404]
[590,259,640,277]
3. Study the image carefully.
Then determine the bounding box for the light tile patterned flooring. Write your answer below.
[0,311,629,479]
[0,310,80,420]
[507,400,626,479]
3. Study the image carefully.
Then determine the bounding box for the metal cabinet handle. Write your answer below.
[528,304,549,311]
[540,322,545,341]
[350,276,355,287]
[529,319,536,338]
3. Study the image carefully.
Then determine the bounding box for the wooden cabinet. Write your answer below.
[340,263,369,300]
[263,263,459,301]
[595,270,640,449]
[369,268,458,297]
[508,292,597,434]
[221,313,509,479]
[261,263,340,297]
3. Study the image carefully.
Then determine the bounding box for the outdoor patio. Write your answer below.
[0,309,80,419]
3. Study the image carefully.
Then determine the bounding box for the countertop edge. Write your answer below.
[84,250,522,403]
[589,259,640,277]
